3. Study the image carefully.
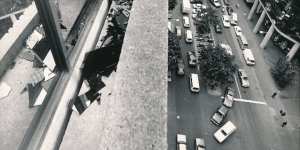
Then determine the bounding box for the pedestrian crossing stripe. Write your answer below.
[234,98,267,105]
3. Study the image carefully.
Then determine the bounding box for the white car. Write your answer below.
[238,69,250,88]
[243,49,255,66]
[214,121,237,143]
[222,15,230,28]
[219,43,233,57]
[183,16,190,28]
[177,134,187,150]
[176,26,182,37]
[230,13,238,26]
[195,138,206,150]
[212,0,221,8]
[192,14,197,19]
[192,8,198,14]
[234,26,242,37]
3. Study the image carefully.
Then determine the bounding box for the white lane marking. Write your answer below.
[197,65,200,71]
[234,98,267,105]
[233,74,242,99]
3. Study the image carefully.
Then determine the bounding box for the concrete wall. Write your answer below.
[60,0,168,149]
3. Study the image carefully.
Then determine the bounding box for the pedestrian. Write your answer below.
[280,110,286,116]
[271,92,277,98]
[281,121,287,127]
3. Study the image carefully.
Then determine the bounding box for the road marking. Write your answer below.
[233,75,242,98]
[234,98,267,105]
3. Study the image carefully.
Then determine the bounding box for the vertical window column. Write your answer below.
[34,0,69,71]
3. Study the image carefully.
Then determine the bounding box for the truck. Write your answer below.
[182,0,191,14]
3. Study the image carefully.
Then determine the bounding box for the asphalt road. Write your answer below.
[168,0,299,150]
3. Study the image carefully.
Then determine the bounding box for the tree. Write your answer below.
[168,31,180,70]
[101,15,125,48]
[169,0,177,10]
[271,57,296,88]
[199,45,237,89]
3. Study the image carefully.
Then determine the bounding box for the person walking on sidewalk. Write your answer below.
[271,91,278,98]
[281,121,287,127]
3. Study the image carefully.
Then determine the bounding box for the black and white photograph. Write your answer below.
[0,0,299,149]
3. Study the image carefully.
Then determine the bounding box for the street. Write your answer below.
[168,0,300,150]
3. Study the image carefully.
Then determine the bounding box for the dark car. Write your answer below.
[190,0,203,4]
[226,6,234,15]
[224,0,230,6]
[210,106,229,126]
[215,24,222,33]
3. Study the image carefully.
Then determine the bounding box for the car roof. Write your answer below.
[196,138,205,146]
[222,121,237,133]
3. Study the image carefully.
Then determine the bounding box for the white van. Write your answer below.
[185,30,193,43]
[190,73,200,93]
[214,121,237,143]
[243,49,255,66]
[183,16,190,28]
[176,26,182,37]
[230,13,238,26]
[237,34,248,49]
[177,134,187,150]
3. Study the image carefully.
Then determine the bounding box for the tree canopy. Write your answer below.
[199,45,237,88]
[168,31,180,70]
[169,0,177,10]
[271,57,296,88]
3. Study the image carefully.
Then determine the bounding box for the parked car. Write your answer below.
[195,138,206,150]
[177,59,185,76]
[223,87,234,108]
[177,134,187,150]
[243,49,255,65]
[190,0,203,3]
[214,121,237,143]
[222,15,230,28]
[185,30,193,43]
[192,14,197,19]
[215,24,222,33]
[187,51,197,67]
[238,69,250,88]
[219,43,233,57]
[211,105,229,126]
[176,26,182,37]
[230,13,238,26]
[183,16,190,28]
[237,34,248,50]
[211,0,221,8]
[234,26,242,37]
[168,71,172,82]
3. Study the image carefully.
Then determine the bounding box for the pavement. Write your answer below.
[168,0,300,150]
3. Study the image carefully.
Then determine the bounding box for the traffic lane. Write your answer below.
[220,25,279,150]
[216,3,290,150]
[212,6,280,150]
[233,1,300,149]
